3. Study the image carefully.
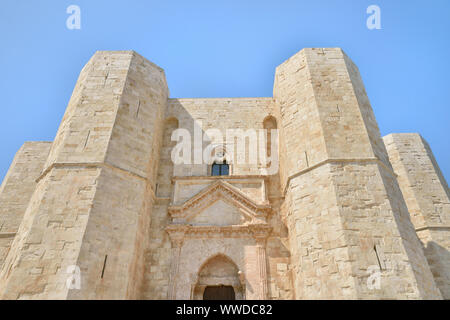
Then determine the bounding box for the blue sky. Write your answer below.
[0,0,449,183]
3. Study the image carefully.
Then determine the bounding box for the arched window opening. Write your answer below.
[209,145,230,176]
[211,160,229,176]
[263,116,277,164]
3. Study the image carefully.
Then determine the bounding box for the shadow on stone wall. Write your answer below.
[423,240,450,299]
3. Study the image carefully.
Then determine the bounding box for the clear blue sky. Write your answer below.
[0,0,449,183]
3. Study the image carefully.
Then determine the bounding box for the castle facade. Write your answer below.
[0,48,448,299]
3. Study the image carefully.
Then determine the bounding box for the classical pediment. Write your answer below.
[190,199,245,226]
[168,180,271,225]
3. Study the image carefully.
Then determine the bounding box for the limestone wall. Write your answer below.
[265,202,293,300]
[166,98,275,176]
[142,116,176,299]
[172,177,266,206]
[143,96,293,299]
[274,48,441,299]
[0,142,51,270]
[142,200,171,299]
[384,133,450,299]
[0,166,102,299]
[0,51,168,299]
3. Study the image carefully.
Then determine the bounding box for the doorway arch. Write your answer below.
[192,254,244,300]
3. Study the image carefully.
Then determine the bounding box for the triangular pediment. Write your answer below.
[168,180,271,225]
[189,199,246,226]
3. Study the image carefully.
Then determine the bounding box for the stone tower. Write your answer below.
[383,133,450,299]
[0,51,168,299]
[0,48,447,299]
[273,48,443,299]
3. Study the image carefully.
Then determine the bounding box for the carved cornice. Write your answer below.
[168,180,271,223]
[166,223,272,240]
[166,225,189,246]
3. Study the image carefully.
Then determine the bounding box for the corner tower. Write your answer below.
[0,51,168,299]
[274,48,441,299]
[384,133,450,299]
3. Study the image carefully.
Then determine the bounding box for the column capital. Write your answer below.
[166,224,189,247]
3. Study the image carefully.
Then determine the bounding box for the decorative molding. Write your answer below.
[166,225,189,246]
[166,224,272,240]
[165,179,272,300]
[256,243,268,299]
[168,180,271,224]
[166,225,187,299]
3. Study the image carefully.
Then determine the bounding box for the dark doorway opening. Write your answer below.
[203,285,235,300]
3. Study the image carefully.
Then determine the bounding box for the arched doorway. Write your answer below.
[192,254,244,300]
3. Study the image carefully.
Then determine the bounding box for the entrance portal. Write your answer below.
[192,254,244,300]
[203,285,235,300]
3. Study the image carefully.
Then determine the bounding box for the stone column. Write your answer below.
[166,225,187,300]
[251,225,270,300]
